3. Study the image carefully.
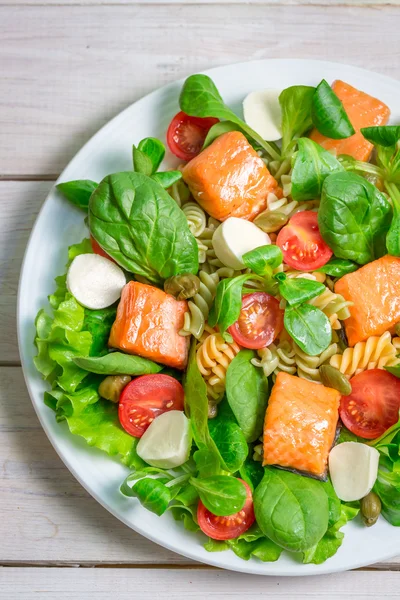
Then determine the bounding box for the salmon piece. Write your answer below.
[108,281,189,370]
[182,131,280,222]
[309,80,390,162]
[263,372,340,478]
[335,255,400,347]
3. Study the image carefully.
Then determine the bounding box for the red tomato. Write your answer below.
[166,111,219,161]
[118,374,184,438]
[90,235,115,262]
[340,369,400,440]
[276,211,332,271]
[197,479,255,540]
[228,292,284,350]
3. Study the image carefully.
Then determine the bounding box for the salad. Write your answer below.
[34,73,400,566]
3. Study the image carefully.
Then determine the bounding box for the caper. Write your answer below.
[254,211,289,233]
[360,491,381,527]
[98,375,131,403]
[319,365,352,395]
[208,402,218,419]
[164,273,201,300]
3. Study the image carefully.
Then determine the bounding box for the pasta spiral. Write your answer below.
[308,288,352,330]
[254,192,318,233]
[196,326,240,401]
[182,202,207,238]
[329,331,400,378]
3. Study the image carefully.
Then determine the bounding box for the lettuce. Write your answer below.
[34,239,142,469]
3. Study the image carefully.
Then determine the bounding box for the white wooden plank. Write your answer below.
[0,367,190,564]
[1,568,400,599]
[1,4,400,176]
[4,0,400,5]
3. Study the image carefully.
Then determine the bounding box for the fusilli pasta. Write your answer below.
[329,331,400,378]
[182,202,207,238]
[308,288,353,330]
[168,179,190,207]
[196,325,240,401]
[253,192,318,233]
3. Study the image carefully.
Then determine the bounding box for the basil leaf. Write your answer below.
[208,274,257,338]
[73,352,162,375]
[151,171,182,188]
[291,138,344,201]
[226,350,269,443]
[121,477,171,516]
[138,137,165,173]
[242,245,282,277]
[203,121,247,149]
[56,180,98,211]
[89,172,199,284]
[319,172,392,265]
[179,74,280,161]
[190,475,247,516]
[278,277,325,306]
[279,85,315,153]
[317,258,358,277]
[385,183,400,257]
[361,126,400,148]
[312,80,355,140]
[254,467,329,552]
[284,304,332,356]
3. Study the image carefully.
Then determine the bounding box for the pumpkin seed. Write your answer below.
[319,364,352,395]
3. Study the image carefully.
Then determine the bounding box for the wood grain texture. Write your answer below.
[1,4,400,176]
[4,0,400,4]
[2,567,400,598]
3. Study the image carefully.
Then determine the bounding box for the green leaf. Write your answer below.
[81,306,117,357]
[278,277,325,306]
[208,274,259,337]
[56,180,98,211]
[89,172,199,284]
[254,467,330,552]
[138,137,165,173]
[203,121,248,149]
[209,420,248,473]
[226,350,269,443]
[132,145,154,176]
[317,258,358,277]
[284,304,332,356]
[312,79,355,140]
[151,171,182,188]
[122,477,171,516]
[279,85,315,153]
[385,183,400,257]
[361,125,400,147]
[239,458,264,492]
[228,536,283,562]
[242,245,282,277]
[374,456,400,526]
[179,74,280,161]
[190,475,247,516]
[291,138,344,201]
[323,479,342,528]
[73,352,162,375]
[319,171,392,265]
[194,448,221,478]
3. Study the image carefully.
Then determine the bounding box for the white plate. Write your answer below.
[18,59,400,576]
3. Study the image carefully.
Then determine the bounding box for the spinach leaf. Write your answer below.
[208,274,261,339]
[319,172,392,265]
[151,171,182,188]
[73,352,162,375]
[183,341,227,472]
[179,74,280,161]
[291,138,344,201]
[242,245,282,277]
[254,467,329,552]
[82,306,117,357]
[226,350,269,443]
[89,171,198,284]
[279,85,315,154]
[190,475,247,516]
[239,458,265,492]
[317,258,358,277]
[374,456,400,526]
[284,304,332,356]
[278,277,325,306]
[361,125,400,147]
[56,180,98,211]
[209,420,248,473]
[132,146,153,176]
[312,80,355,140]
[138,137,165,173]
[385,182,400,257]
[120,477,171,516]
[203,121,247,149]
[323,479,342,527]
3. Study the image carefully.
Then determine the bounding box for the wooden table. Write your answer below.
[1,1,400,596]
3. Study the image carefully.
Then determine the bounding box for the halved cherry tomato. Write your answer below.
[90,235,115,263]
[340,369,400,440]
[228,292,284,350]
[276,211,332,271]
[197,479,255,540]
[118,374,184,438]
[166,111,219,161]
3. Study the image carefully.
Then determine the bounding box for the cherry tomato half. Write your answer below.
[118,374,184,438]
[276,211,332,271]
[340,369,400,440]
[166,111,219,161]
[228,292,284,350]
[90,235,115,263]
[197,479,255,541]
